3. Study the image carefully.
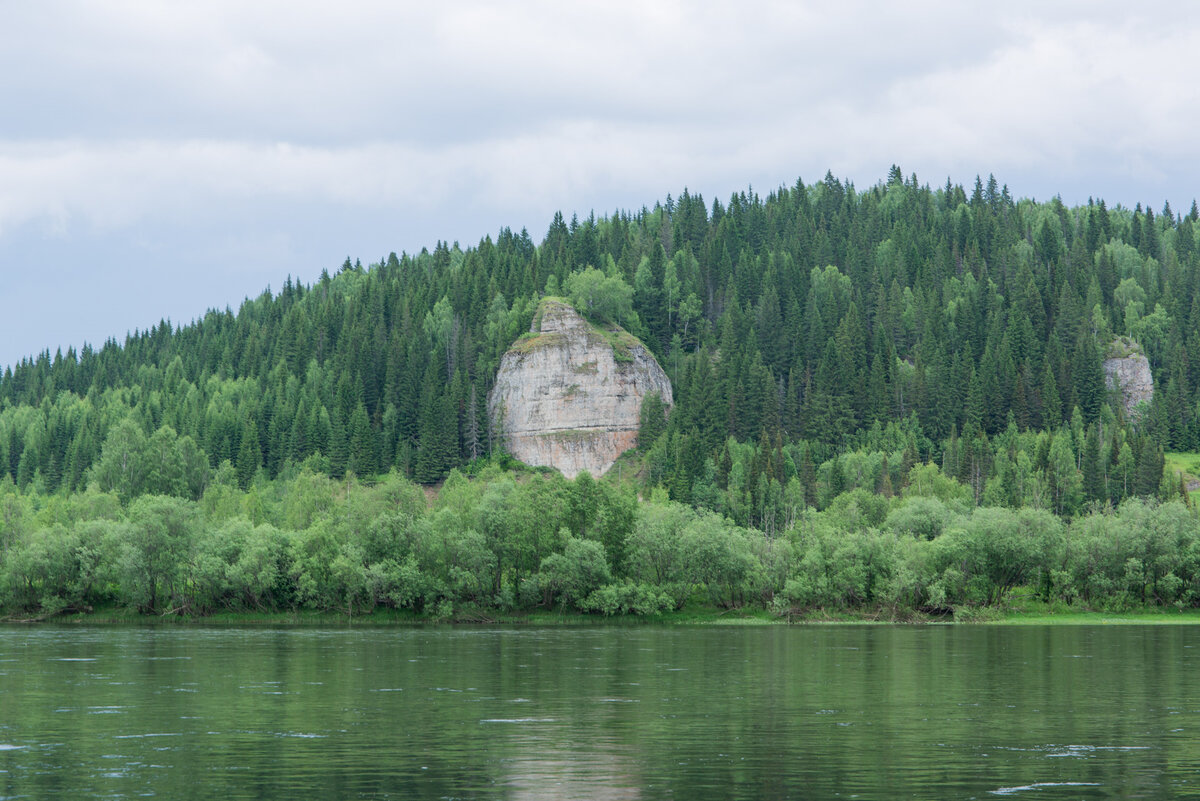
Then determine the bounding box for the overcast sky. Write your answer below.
[2,1,1199,369]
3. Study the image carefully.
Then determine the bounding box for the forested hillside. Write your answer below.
[3,168,1196,509]
[4,168,1200,619]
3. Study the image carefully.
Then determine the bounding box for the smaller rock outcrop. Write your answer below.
[488,298,672,479]
[1104,337,1154,419]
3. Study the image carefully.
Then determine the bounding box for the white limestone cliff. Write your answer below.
[488,298,672,478]
[1104,337,1154,420]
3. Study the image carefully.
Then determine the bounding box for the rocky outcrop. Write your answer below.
[1104,338,1154,419]
[488,298,672,478]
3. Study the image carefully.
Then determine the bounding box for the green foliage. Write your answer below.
[885,496,958,540]
[3,169,1200,618]
[927,507,1063,606]
[565,268,636,327]
[1,522,102,614]
[0,463,1199,619]
[90,419,149,502]
[538,532,612,609]
[110,495,199,613]
[581,581,672,615]
[92,419,209,502]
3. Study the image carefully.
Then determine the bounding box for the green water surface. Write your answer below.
[1,625,1197,799]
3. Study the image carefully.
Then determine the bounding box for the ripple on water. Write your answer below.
[990,782,1103,795]
[1045,744,1151,757]
[113,734,181,740]
[994,744,1152,758]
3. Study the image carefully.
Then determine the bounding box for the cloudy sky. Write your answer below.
[2,1,1198,369]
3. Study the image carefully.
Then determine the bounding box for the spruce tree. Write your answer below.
[1082,425,1103,503]
[236,420,261,489]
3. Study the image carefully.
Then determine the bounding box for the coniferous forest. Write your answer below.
[4,167,1200,619]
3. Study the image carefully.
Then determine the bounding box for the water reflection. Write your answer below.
[0,625,1198,798]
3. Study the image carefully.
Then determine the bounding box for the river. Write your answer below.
[1,625,1197,799]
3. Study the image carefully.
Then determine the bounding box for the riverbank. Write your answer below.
[10,601,1200,626]
[4,605,780,626]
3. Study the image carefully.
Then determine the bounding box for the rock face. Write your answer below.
[488,298,672,479]
[1104,339,1154,419]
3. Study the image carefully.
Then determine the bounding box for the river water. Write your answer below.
[1,625,1198,799]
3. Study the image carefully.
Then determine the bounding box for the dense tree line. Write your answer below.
[3,465,1199,619]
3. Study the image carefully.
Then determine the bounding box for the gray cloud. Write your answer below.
[2,1,1200,366]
